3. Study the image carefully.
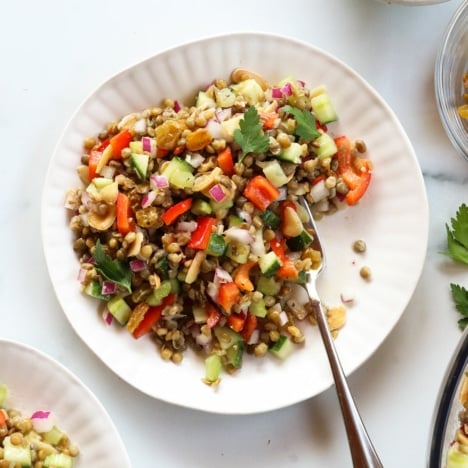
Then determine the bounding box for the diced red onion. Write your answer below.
[81,190,92,209]
[130,259,146,272]
[77,267,87,284]
[248,329,260,345]
[215,108,232,122]
[31,411,54,433]
[196,333,212,347]
[134,118,146,134]
[271,87,283,99]
[214,268,233,285]
[208,184,226,203]
[141,190,157,208]
[100,165,116,179]
[150,175,169,189]
[250,229,266,256]
[281,82,292,96]
[207,281,219,301]
[206,119,223,140]
[279,311,289,326]
[174,100,181,112]
[223,227,254,244]
[340,288,356,304]
[176,220,198,232]
[277,187,287,201]
[309,179,329,202]
[237,210,252,225]
[186,153,205,168]
[297,80,306,87]
[102,310,113,325]
[102,281,116,295]
[142,137,156,156]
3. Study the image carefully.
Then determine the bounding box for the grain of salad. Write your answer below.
[64,68,373,384]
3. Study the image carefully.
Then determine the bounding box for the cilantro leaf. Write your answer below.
[282,105,320,142]
[233,106,270,159]
[450,283,468,330]
[451,203,468,249]
[444,204,468,264]
[93,240,132,293]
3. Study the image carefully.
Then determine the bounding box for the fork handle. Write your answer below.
[311,295,383,468]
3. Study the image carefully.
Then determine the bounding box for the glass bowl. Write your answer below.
[428,327,468,467]
[435,0,468,162]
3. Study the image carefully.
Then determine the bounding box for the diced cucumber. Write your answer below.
[169,278,180,294]
[446,444,468,468]
[213,326,242,350]
[155,256,169,279]
[193,305,209,324]
[256,276,281,296]
[146,280,172,306]
[196,90,216,108]
[277,142,303,164]
[107,296,132,325]
[3,436,32,467]
[269,335,294,360]
[311,92,337,124]
[225,340,244,369]
[225,241,250,264]
[43,453,73,468]
[161,157,195,189]
[84,279,111,301]
[232,78,264,105]
[130,152,149,180]
[261,209,281,230]
[313,133,337,160]
[258,251,281,277]
[91,177,113,190]
[206,234,226,257]
[191,198,212,216]
[249,297,267,318]
[286,230,314,251]
[262,160,290,187]
[228,215,243,228]
[129,141,143,153]
[43,425,65,445]
[215,87,236,108]
[209,197,233,213]
[205,354,222,382]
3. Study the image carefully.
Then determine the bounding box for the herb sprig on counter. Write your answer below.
[444,203,468,330]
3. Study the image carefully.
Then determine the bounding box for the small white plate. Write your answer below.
[0,339,130,467]
[41,32,429,414]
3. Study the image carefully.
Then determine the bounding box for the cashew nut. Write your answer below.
[127,231,144,257]
[230,68,268,91]
[185,251,206,284]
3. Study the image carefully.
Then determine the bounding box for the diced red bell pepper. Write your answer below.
[269,238,299,280]
[218,282,241,314]
[109,129,132,159]
[156,147,170,158]
[116,192,136,235]
[243,175,281,211]
[241,313,258,342]
[96,138,110,152]
[0,410,6,426]
[132,294,175,339]
[88,150,101,181]
[217,146,235,176]
[335,136,372,206]
[227,312,246,332]
[206,303,221,328]
[187,217,216,250]
[161,198,193,225]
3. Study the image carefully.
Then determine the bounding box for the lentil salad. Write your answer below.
[0,385,78,467]
[65,68,372,384]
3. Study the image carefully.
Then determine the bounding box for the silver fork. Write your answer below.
[298,196,383,468]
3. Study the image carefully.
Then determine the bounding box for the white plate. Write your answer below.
[41,32,428,415]
[0,339,130,467]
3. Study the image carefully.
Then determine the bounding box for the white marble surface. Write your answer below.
[2,0,468,466]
